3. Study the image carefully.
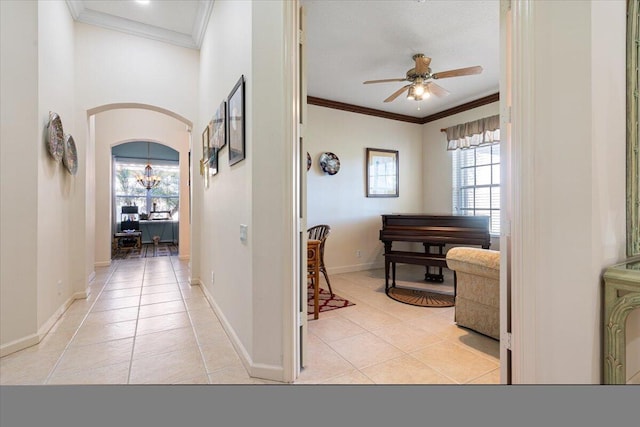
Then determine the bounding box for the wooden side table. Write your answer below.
[307,239,321,320]
[603,258,640,384]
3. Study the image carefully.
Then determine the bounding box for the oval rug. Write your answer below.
[386,287,455,307]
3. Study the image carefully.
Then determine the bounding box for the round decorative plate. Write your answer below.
[46,112,64,162]
[307,152,312,171]
[62,134,78,175]
[319,152,340,175]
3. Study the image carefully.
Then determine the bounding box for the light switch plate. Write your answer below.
[240,224,248,242]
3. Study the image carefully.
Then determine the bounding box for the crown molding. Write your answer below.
[65,0,213,50]
[193,0,214,49]
[307,97,423,124]
[420,93,500,123]
[65,0,83,19]
[307,93,500,124]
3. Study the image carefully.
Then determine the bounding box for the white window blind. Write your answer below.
[452,142,500,235]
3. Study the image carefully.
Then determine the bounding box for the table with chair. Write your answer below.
[307,224,333,319]
[113,206,142,256]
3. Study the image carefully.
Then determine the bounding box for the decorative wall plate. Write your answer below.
[62,134,78,175]
[319,152,340,175]
[46,112,64,162]
[307,152,312,171]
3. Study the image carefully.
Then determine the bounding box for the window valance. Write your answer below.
[444,114,500,150]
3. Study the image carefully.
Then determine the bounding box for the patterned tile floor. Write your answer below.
[0,259,500,385]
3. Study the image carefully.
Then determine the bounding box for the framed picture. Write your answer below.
[212,100,227,150]
[208,146,218,176]
[366,148,399,197]
[201,126,209,177]
[227,75,245,166]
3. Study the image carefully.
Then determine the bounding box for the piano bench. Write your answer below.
[384,251,448,289]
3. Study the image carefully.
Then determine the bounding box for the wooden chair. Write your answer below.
[307,224,333,295]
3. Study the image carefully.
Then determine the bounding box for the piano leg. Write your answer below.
[384,257,390,290]
[392,261,396,287]
[423,243,444,282]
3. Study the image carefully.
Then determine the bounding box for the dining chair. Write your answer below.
[307,224,333,296]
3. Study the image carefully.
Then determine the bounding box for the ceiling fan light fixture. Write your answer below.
[406,85,416,100]
[413,80,425,97]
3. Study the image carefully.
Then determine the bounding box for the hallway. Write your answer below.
[0,256,270,384]
[1,256,499,385]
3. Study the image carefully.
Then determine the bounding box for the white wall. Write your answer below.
[197,0,295,380]
[75,22,199,280]
[0,0,39,352]
[93,109,191,266]
[198,0,254,362]
[37,0,81,335]
[592,1,638,384]
[514,0,628,383]
[306,105,424,273]
[422,102,501,250]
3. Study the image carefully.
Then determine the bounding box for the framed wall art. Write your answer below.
[208,146,218,176]
[201,125,209,177]
[212,100,227,150]
[366,148,399,197]
[227,75,245,166]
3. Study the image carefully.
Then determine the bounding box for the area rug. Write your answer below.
[113,243,178,260]
[386,286,455,307]
[307,284,355,317]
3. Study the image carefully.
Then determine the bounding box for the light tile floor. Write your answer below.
[0,258,500,385]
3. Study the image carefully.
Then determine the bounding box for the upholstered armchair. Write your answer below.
[445,247,500,340]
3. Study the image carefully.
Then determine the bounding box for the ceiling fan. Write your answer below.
[363,54,483,102]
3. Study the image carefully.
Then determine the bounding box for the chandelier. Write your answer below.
[136,142,161,190]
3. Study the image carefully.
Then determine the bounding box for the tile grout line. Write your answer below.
[125,258,147,385]
[173,256,215,384]
[44,261,119,384]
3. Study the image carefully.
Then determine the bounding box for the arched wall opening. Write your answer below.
[88,105,193,267]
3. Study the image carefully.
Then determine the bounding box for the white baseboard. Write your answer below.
[178,255,190,261]
[0,291,86,358]
[94,260,111,268]
[0,334,39,358]
[328,261,383,275]
[197,281,284,383]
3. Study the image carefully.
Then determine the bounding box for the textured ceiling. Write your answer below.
[302,0,500,118]
[66,0,499,118]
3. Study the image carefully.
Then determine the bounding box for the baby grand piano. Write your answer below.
[379,214,491,289]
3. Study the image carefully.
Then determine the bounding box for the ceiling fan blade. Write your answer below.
[432,65,483,79]
[363,78,407,84]
[415,56,432,75]
[384,84,411,102]
[426,82,450,98]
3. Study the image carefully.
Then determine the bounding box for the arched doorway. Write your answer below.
[87,105,193,267]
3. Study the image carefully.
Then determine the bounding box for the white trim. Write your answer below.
[0,292,87,358]
[178,255,190,262]
[197,280,285,383]
[0,334,39,358]
[94,260,111,268]
[508,0,537,384]
[282,0,300,384]
[64,0,83,20]
[327,262,384,275]
[193,0,214,49]
[73,7,198,50]
[498,0,512,385]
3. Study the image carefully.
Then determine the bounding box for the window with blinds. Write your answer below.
[452,143,500,235]
[114,159,180,220]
